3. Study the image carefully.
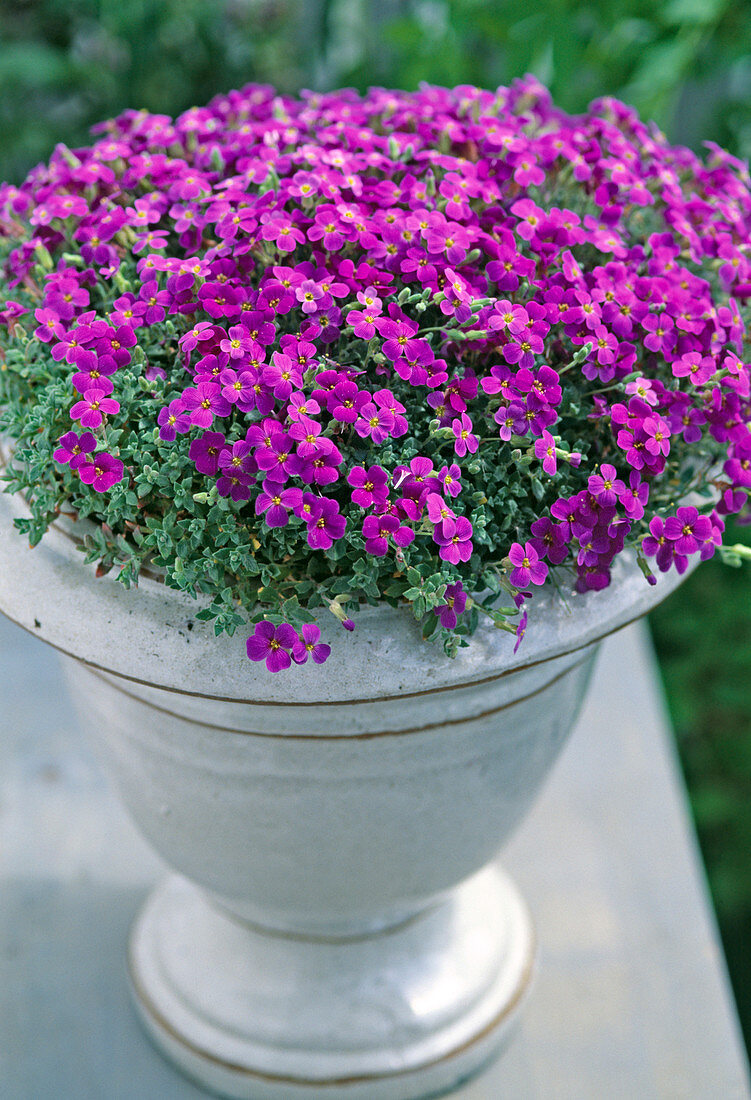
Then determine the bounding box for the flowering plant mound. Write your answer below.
[0,78,750,670]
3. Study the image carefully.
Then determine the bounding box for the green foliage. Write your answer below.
[328,0,751,160]
[4,1,751,184]
[0,0,308,183]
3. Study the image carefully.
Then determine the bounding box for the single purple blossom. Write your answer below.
[189,431,227,475]
[588,464,626,508]
[54,430,96,469]
[246,621,299,672]
[508,542,548,588]
[158,399,191,441]
[347,465,389,509]
[256,486,303,528]
[433,515,473,564]
[303,495,346,550]
[451,413,478,458]
[434,582,467,628]
[78,452,124,492]
[362,513,414,557]
[292,624,331,665]
[70,387,120,429]
[181,382,232,428]
[534,430,558,476]
[663,506,713,556]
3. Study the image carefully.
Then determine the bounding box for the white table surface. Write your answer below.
[0,613,749,1100]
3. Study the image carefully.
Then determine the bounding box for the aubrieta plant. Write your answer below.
[0,77,750,672]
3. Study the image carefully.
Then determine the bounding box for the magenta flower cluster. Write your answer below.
[246,620,330,671]
[1,77,749,670]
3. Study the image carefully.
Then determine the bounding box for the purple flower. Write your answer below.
[45,277,89,321]
[157,399,191,441]
[246,621,299,672]
[642,312,676,356]
[725,436,751,488]
[663,506,712,556]
[138,281,169,325]
[362,513,414,557]
[78,452,124,492]
[219,440,257,478]
[94,324,137,371]
[287,391,320,420]
[514,154,544,188]
[181,382,232,428]
[71,356,117,395]
[288,414,323,458]
[189,431,227,475]
[529,517,568,565]
[377,315,421,362]
[642,517,674,572]
[620,473,649,520]
[295,437,343,486]
[588,464,625,508]
[354,402,394,445]
[216,470,253,501]
[34,308,64,343]
[329,379,364,424]
[434,582,467,628]
[347,465,389,509]
[508,542,548,588]
[296,279,325,313]
[451,413,478,458]
[256,486,303,528]
[54,430,96,469]
[180,321,215,354]
[591,325,618,366]
[70,387,120,429]
[254,429,297,481]
[373,388,408,437]
[643,416,671,458]
[303,494,346,550]
[348,308,380,339]
[261,216,306,253]
[263,351,303,400]
[438,463,462,498]
[625,377,659,407]
[433,515,473,564]
[198,281,241,319]
[502,330,544,369]
[667,395,706,444]
[672,352,715,386]
[534,430,557,476]
[292,624,331,665]
[220,324,256,360]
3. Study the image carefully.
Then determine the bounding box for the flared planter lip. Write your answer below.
[0,489,692,706]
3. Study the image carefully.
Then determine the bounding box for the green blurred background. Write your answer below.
[1,0,750,1050]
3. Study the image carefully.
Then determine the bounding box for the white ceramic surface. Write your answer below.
[0,491,692,1098]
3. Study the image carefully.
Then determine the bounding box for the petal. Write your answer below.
[275,624,299,650]
[246,637,270,661]
[267,648,291,672]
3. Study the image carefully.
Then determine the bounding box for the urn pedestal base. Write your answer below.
[128,865,535,1100]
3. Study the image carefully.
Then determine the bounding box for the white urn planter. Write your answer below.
[0,490,689,1099]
